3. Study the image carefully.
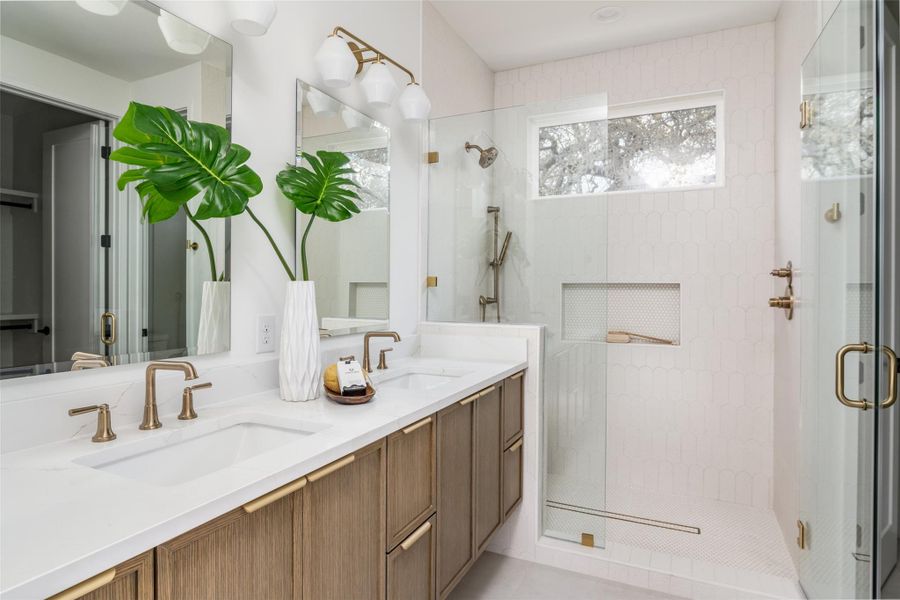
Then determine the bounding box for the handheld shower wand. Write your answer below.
[479,206,512,322]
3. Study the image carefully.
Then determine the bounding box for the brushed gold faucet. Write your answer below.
[68,403,116,442]
[363,331,401,372]
[143,361,198,430]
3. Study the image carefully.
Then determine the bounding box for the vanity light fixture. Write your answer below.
[360,60,398,108]
[229,0,277,36]
[75,0,127,16]
[158,10,211,55]
[314,26,431,121]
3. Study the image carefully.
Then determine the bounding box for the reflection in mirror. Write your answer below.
[0,1,232,378]
[295,81,390,337]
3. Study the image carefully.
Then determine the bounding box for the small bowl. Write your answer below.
[325,383,376,405]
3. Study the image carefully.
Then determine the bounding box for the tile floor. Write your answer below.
[448,552,684,600]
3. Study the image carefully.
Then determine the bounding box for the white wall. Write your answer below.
[422,1,494,118]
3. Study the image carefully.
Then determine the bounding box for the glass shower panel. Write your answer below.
[797,1,880,597]
[426,94,611,548]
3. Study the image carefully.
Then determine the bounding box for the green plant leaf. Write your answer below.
[275,150,361,222]
[109,101,263,220]
[136,181,181,223]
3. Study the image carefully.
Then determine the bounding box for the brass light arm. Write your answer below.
[331,26,417,84]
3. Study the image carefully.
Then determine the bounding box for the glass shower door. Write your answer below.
[797,1,886,597]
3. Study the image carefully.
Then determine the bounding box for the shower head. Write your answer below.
[465,142,499,168]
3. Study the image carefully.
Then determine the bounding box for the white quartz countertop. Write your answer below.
[1,357,525,599]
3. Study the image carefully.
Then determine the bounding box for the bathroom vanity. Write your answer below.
[1,356,525,600]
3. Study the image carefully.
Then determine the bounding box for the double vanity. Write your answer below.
[1,350,527,599]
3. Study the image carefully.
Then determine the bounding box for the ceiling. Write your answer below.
[0,1,229,81]
[430,0,782,71]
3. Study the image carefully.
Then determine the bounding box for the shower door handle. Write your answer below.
[100,311,117,346]
[881,345,898,409]
[835,343,874,410]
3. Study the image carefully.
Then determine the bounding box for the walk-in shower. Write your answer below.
[426,89,797,596]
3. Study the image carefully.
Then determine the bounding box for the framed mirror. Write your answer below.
[295,81,390,337]
[0,1,232,378]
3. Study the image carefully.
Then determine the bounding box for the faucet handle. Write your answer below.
[68,404,116,443]
[179,382,212,420]
[377,348,393,370]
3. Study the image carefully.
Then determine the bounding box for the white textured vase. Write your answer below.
[279,281,322,402]
[197,281,230,355]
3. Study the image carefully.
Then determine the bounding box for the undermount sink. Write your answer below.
[373,367,469,392]
[74,416,328,487]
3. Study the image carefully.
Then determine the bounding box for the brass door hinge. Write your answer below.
[799,100,812,129]
[426,151,439,164]
[580,532,594,547]
[426,275,438,288]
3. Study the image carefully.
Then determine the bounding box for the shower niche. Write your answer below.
[561,282,681,345]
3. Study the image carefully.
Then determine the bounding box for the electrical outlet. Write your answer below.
[256,315,275,353]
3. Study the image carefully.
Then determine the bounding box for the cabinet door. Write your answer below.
[387,415,436,550]
[156,486,299,600]
[436,396,475,597]
[502,372,524,448]
[503,437,524,518]
[387,516,436,600]
[474,384,503,553]
[51,551,154,600]
[302,440,386,600]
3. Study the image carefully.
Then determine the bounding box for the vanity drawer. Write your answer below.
[502,372,524,448]
[386,515,436,600]
[502,436,523,519]
[50,551,154,600]
[386,415,436,550]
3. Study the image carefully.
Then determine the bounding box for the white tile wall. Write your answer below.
[494,22,777,510]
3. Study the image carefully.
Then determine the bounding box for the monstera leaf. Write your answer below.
[276,151,362,280]
[110,102,262,223]
[276,151,361,221]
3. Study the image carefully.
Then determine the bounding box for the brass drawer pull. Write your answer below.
[242,477,307,513]
[400,520,432,551]
[511,371,524,380]
[308,454,355,482]
[49,568,117,600]
[479,385,496,396]
[402,416,432,435]
[508,438,523,452]
[459,394,478,406]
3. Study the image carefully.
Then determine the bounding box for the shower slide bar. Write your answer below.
[545,499,701,535]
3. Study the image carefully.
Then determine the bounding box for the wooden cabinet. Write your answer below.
[436,396,475,598]
[51,551,154,600]
[302,440,386,600]
[156,482,300,600]
[474,384,503,553]
[386,415,436,551]
[503,437,524,518]
[502,372,524,447]
[386,516,436,600]
[52,371,525,600]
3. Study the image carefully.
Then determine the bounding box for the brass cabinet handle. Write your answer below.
[479,385,497,397]
[511,371,524,380]
[402,416,432,435]
[100,311,116,346]
[242,477,307,513]
[400,520,432,551]
[836,343,875,410]
[459,394,478,406]
[48,568,116,600]
[881,346,898,409]
[508,438,523,452]
[308,454,355,482]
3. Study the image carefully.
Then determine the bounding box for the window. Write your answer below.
[530,92,724,197]
[344,147,389,210]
